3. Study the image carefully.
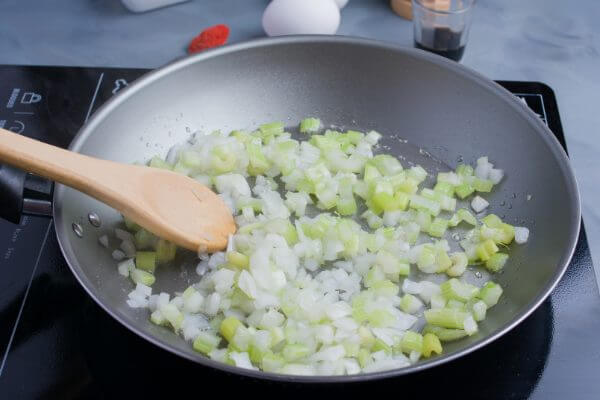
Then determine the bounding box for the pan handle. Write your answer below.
[0,164,53,224]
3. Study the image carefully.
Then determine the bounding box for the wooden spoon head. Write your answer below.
[124,166,236,253]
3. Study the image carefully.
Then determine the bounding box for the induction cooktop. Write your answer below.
[0,66,598,399]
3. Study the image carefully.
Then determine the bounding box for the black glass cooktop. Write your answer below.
[0,66,598,399]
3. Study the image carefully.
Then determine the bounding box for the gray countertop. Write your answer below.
[1,0,598,281]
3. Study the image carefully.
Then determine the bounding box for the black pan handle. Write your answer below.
[0,164,53,224]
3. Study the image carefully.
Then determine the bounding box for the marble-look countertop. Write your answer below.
[1,0,598,282]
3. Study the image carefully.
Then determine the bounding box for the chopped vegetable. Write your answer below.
[103,120,528,375]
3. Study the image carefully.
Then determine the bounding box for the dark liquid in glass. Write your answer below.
[414,27,465,62]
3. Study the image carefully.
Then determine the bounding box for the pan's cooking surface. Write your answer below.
[47,38,580,382]
[0,65,597,397]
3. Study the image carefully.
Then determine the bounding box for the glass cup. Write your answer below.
[412,0,475,62]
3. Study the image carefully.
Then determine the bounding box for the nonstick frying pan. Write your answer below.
[8,36,581,382]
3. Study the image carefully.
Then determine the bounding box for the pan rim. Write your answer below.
[54,35,581,383]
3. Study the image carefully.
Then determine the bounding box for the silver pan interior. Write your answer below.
[54,36,580,382]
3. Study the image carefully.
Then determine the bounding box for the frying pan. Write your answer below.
[10,36,582,381]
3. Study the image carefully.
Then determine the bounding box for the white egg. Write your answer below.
[334,0,349,8]
[262,0,341,37]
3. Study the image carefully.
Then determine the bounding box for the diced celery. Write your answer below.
[269,326,285,347]
[397,262,410,276]
[343,341,360,358]
[485,252,509,272]
[482,214,503,228]
[446,252,468,277]
[372,338,392,355]
[149,156,172,170]
[456,164,474,177]
[210,316,224,332]
[227,251,249,269]
[414,209,431,231]
[353,180,370,200]
[476,239,499,261]
[237,196,263,212]
[371,155,403,176]
[304,215,330,239]
[422,325,468,342]
[371,280,400,296]
[435,248,452,272]
[421,188,455,212]
[409,194,441,216]
[337,194,357,216]
[401,331,423,354]
[408,166,427,183]
[134,229,156,250]
[387,172,406,189]
[424,308,470,329]
[400,294,422,314]
[358,348,372,368]
[211,148,236,174]
[311,135,340,152]
[358,326,375,349]
[441,278,480,302]
[282,343,310,362]
[259,121,285,137]
[499,223,515,244]
[135,251,156,273]
[363,163,382,183]
[362,210,383,229]
[422,333,443,357]
[161,303,183,331]
[363,268,383,290]
[448,213,461,227]
[261,352,285,372]
[457,208,477,226]
[473,178,493,192]
[478,282,503,308]
[248,344,266,364]
[434,181,455,197]
[182,286,196,299]
[447,299,466,309]
[231,130,250,143]
[455,183,474,199]
[180,150,202,170]
[150,310,166,326]
[220,316,244,343]
[123,216,141,232]
[371,180,395,211]
[246,141,270,176]
[265,218,298,245]
[376,250,404,281]
[315,182,338,209]
[428,218,448,238]
[418,246,436,272]
[343,130,365,144]
[396,177,419,195]
[193,331,221,355]
[155,239,177,264]
[299,117,321,133]
[231,326,253,352]
[369,309,395,327]
[238,221,265,234]
[430,294,447,309]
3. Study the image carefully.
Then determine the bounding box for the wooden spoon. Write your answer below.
[0,127,236,252]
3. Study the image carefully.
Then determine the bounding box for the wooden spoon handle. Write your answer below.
[0,127,138,209]
[0,127,110,189]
